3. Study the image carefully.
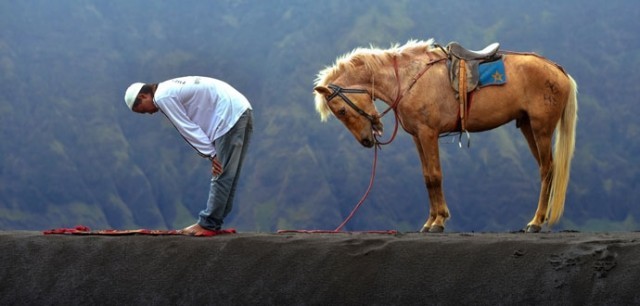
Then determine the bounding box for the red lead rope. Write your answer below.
[332,111,400,232]
[334,142,380,231]
[275,141,390,234]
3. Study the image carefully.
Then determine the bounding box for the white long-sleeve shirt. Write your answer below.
[153,76,252,158]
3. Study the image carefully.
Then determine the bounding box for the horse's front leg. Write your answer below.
[412,133,450,233]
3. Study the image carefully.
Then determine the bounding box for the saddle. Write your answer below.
[445,42,502,132]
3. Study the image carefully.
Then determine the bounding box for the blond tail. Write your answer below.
[547,75,578,225]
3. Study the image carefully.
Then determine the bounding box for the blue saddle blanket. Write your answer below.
[478,58,506,87]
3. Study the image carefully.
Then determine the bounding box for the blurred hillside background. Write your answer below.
[1,0,638,232]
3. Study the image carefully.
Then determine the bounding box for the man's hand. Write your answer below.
[211,156,223,176]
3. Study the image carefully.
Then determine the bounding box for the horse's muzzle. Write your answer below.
[360,120,382,148]
[361,138,375,148]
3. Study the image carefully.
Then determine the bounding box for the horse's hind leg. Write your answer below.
[519,117,553,232]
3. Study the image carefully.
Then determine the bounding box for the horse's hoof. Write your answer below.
[419,226,430,233]
[525,224,542,233]
[428,225,444,233]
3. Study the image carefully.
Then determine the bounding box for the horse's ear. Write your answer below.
[314,86,332,97]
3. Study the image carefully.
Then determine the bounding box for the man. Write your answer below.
[124,76,253,236]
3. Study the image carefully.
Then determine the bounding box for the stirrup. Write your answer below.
[458,130,471,148]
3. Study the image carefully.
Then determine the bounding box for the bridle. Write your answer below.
[325,55,447,145]
[326,84,376,123]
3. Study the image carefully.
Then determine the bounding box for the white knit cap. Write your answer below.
[124,82,145,110]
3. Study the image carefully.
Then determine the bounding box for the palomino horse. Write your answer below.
[313,39,578,232]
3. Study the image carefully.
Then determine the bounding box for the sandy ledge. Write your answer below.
[1,231,639,305]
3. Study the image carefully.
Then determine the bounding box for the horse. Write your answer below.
[313,39,578,233]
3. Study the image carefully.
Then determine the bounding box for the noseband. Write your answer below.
[326,84,377,123]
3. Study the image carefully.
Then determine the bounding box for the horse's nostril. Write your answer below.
[361,139,372,147]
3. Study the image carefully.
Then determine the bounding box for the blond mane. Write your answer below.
[314,39,437,121]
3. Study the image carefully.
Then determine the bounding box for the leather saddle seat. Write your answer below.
[447,42,502,94]
[448,42,500,61]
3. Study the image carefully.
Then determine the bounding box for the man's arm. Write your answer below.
[156,97,217,158]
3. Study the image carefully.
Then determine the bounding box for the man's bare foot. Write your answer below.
[180,223,215,236]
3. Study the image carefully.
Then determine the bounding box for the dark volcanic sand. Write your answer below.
[1,231,639,305]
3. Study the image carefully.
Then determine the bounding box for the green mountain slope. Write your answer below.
[0,0,638,232]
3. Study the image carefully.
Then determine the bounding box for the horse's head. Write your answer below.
[314,83,383,148]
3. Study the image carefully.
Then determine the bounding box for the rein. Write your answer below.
[332,54,446,231]
[375,56,447,147]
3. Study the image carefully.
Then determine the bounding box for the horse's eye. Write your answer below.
[337,107,347,116]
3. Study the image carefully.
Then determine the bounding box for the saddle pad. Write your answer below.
[43,225,236,237]
[478,58,506,87]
